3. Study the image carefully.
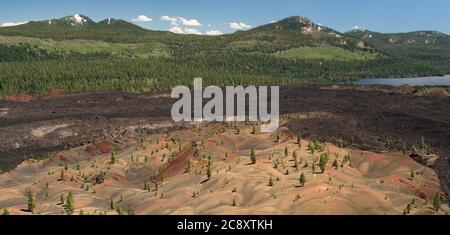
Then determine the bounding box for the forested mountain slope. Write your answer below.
[0,15,449,96]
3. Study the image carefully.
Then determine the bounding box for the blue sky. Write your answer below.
[1,0,449,35]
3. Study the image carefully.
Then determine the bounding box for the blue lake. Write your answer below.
[354,75,450,86]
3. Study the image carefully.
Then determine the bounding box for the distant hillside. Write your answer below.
[0,15,449,96]
[346,30,450,57]
[0,14,171,43]
[230,16,375,52]
[0,15,375,53]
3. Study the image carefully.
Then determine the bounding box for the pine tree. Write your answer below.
[433,193,441,212]
[60,169,65,181]
[410,170,415,180]
[207,165,212,180]
[402,142,407,155]
[110,197,115,210]
[65,191,74,215]
[251,126,256,135]
[187,160,191,172]
[296,134,301,145]
[26,190,36,212]
[319,155,327,173]
[333,159,339,170]
[284,146,288,157]
[2,208,10,215]
[308,142,315,154]
[111,151,117,164]
[406,203,411,214]
[116,206,124,215]
[250,148,256,164]
[64,163,68,171]
[268,176,274,186]
[60,193,65,205]
[299,172,306,187]
[160,174,165,183]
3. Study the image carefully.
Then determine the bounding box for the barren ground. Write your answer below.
[0,85,449,214]
[0,123,447,215]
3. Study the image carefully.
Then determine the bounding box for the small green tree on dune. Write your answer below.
[60,193,65,205]
[154,182,158,196]
[116,206,124,215]
[111,151,117,164]
[207,165,212,180]
[186,160,191,173]
[268,176,274,187]
[308,143,315,154]
[250,148,256,164]
[26,190,36,212]
[333,159,339,170]
[65,191,74,215]
[299,172,306,187]
[319,155,327,173]
[2,208,9,215]
[433,193,441,212]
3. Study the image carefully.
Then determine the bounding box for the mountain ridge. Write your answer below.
[2,14,448,38]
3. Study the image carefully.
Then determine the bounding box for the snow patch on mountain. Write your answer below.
[64,14,89,26]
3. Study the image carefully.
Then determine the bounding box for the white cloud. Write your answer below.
[170,26,202,35]
[132,15,152,22]
[169,26,185,34]
[161,16,201,26]
[1,21,28,27]
[178,17,201,26]
[206,30,223,36]
[270,20,278,23]
[229,22,252,30]
[161,16,178,26]
[184,28,202,35]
